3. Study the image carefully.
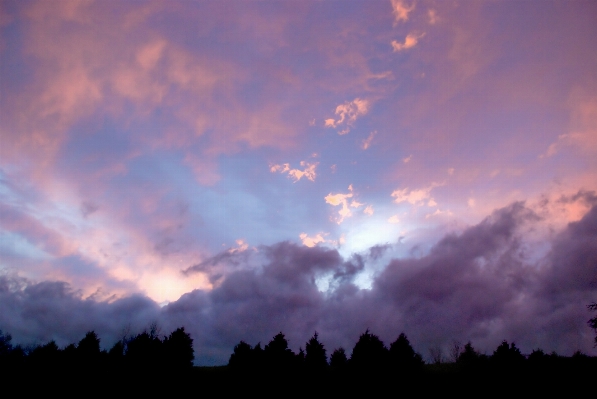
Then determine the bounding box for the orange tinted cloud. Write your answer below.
[391,32,425,52]
[325,98,370,135]
[391,0,415,24]
[270,161,318,182]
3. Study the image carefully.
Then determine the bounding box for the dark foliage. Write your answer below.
[228,340,255,368]
[349,329,388,370]
[305,331,327,370]
[456,342,488,371]
[264,332,295,369]
[164,327,194,368]
[329,347,348,369]
[388,333,424,371]
[76,331,101,366]
[491,340,525,369]
[2,326,597,395]
[126,331,163,368]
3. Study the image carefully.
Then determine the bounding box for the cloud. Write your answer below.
[388,215,401,224]
[325,193,353,224]
[391,32,425,52]
[2,203,597,365]
[403,154,412,163]
[270,161,318,182]
[363,205,374,216]
[325,185,367,224]
[428,9,438,25]
[299,232,328,248]
[391,0,415,24]
[425,208,453,219]
[325,98,369,135]
[361,131,377,150]
[183,240,251,278]
[350,200,364,208]
[80,201,100,218]
[391,183,441,206]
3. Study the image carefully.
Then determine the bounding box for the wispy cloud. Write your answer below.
[270,161,319,182]
[391,0,415,24]
[391,32,425,52]
[388,214,401,224]
[325,184,367,224]
[299,232,328,247]
[391,183,441,207]
[427,9,438,25]
[361,131,377,150]
[325,98,369,135]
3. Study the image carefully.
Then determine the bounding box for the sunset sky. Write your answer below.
[1,0,596,365]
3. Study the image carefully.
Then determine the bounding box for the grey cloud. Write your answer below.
[543,204,597,293]
[0,276,159,349]
[183,247,251,276]
[2,202,596,364]
[557,189,597,206]
[80,200,99,218]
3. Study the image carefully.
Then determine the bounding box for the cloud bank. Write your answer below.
[2,201,595,365]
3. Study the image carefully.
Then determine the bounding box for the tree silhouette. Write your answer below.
[0,330,12,357]
[164,327,194,368]
[491,341,525,370]
[108,340,125,359]
[329,347,347,369]
[0,330,20,369]
[229,340,254,368]
[305,332,327,370]
[388,333,424,370]
[264,332,295,369]
[77,331,101,366]
[295,347,305,368]
[126,330,164,368]
[29,341,60,368]
[457,342,484,371]
[350,329,388,370]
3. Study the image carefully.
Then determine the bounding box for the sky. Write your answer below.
[1,0,596,365]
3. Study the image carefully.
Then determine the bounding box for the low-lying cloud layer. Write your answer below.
[2,201,595,365]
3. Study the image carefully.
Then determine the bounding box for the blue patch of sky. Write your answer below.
[0,231,51,262]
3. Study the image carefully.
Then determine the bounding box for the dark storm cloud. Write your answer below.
[183,248,251,276]
[2,202,596,364]
[0,275,159,349]
[544,204,597,293]
[557,189,597,206]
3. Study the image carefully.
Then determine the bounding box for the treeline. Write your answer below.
[2,326,596,393]
[0,326,194,372]
[227,329,597,374]
[229,330,424,372]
